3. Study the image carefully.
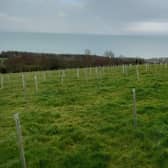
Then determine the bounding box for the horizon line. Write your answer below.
[1,31,168,37]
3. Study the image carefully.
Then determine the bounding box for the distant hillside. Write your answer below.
[0,51,144,73]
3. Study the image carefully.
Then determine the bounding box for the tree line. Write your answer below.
[0,51,145,73]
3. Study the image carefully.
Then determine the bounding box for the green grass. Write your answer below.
[0,64,168,168]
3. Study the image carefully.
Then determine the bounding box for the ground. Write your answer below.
[0,64,168,168]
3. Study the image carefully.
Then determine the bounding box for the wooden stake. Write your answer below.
[14,113,27,168]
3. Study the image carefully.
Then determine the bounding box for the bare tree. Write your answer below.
[84,49,91,55]
[104,50,115,58]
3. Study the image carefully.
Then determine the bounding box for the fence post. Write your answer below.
[89,67,92,76]
[95,67,99,79]
[76,68,80,79]
[132,88,137,128]
[61,70,64,84]
[85,68,88,81]
[22,73,26,91]
[43,71,46,81]
[145,63,149,72]
[102,66,104,74]
[122,65,125,74]
[21,73,27,100]
[125,65,128,75]
[34,75,38,92]
[0,75,4,89]
[136,65,140,80]
[14,113,27,168]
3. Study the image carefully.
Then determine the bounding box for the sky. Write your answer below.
[1,0,168,35]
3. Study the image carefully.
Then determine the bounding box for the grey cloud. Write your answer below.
[1,0,168,34]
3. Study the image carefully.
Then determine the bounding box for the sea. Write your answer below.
[0,32,168,58]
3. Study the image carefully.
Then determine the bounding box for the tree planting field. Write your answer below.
[0,65,168,168]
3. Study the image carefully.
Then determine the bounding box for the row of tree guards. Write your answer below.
[1,63,167,91]
[13,87,138,168]
[8,64,167,167]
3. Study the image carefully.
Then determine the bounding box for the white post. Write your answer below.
[7,74,10,81]
[43,71,46,81]
[95,67,98,78]
[34,75,38,92]
[76,68,80,79]
[129,64,132,69]
[160,63,162,69]
[99,67,102,79]
[21,73,26,100]
[125,65,128,75]
[85,68,88,81]
[122,65,125,74]
[1,75,4,89]
[22,73,26,91]
[14,113,27,168]
[136,65,140,80]
[61,70,64,84]
[102,66,104,75]
[95,67,98,74]
[145,64,148,72]
[89,67,92,76]
[132,88,137,128]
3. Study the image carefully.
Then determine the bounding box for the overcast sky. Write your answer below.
[1,0,168,35]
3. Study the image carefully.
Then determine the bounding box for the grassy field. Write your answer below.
[0,64,168,168]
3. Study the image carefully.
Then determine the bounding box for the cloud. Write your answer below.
[126,21,168,34]
[0,12,24,22]
[1,0,168,34]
